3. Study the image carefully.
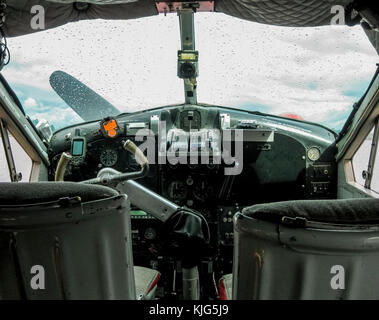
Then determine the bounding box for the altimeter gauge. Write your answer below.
[100,149,118,167]
[307,147,320,161]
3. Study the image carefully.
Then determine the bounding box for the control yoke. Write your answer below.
[55,135,210,297]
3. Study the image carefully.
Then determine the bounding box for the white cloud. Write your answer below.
[24,97,38,108]
[1,12,378,128]
[28,107,82,130]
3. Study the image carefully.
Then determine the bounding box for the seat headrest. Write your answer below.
[242,198,379,225]
[0,182,118,205]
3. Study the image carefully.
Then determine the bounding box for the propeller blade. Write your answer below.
[49,70,120,121]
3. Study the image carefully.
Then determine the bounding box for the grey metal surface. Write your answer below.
[118,179,179,222]
[233,212,379,300]
[0,194,136,299]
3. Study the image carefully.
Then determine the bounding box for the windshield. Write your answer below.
[1,13,377,132]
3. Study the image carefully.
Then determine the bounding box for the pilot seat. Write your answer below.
[0,182,160,300]
[220,198,379,300]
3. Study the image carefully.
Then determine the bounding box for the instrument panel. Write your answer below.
[50,105,337,202]
[51,137,135,181]
[48,105,337,279]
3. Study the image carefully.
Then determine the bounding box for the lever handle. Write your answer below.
[55,152,72,181]
[123,139,149,169]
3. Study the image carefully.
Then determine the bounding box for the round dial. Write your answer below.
[168,181,188,202]
[307,147,320,161]
[193,180,214,202]
[100,149,118,167]
[144,227,157,241]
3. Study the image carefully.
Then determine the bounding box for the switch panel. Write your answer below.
[217,205,240,246]
[308,163,336,198]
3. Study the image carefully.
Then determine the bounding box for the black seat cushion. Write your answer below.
[0,182,118,205]
[243,198,379,225]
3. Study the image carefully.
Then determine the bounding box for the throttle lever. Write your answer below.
[55,152,72,181]
[123,139,149,169]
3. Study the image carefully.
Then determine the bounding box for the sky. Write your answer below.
[1,12,378,131]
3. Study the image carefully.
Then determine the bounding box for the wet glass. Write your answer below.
[2,13,377,132]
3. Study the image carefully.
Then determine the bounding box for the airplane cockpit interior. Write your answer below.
[0,0,378,301]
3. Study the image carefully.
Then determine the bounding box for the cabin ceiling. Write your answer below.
[1,0,378,54]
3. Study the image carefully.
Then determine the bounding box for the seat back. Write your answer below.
[0,182,136,300]
[233,198,379,299]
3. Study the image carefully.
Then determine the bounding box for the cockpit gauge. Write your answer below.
[167,181,188,202]
[193,180,214,202]
[100,117,120,138]
[307,147,321,162]
[100,149,118,167]
[144,227,157,241]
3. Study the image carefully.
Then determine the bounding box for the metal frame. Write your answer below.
[178,9,197,105]
[117,179,179,222]
[0,79,49,165]
[0,118,21,182]
[365,117,379,189]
